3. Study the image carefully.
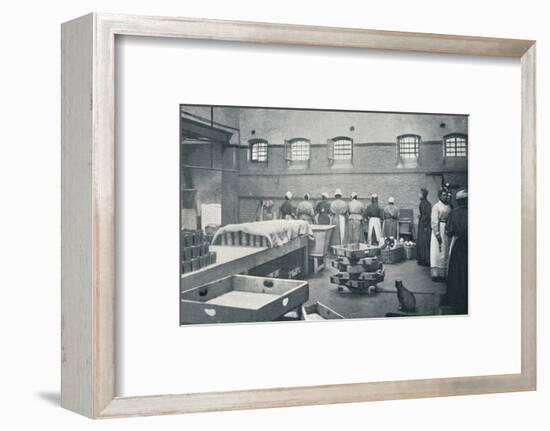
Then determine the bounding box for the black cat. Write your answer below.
[395,280,416,312]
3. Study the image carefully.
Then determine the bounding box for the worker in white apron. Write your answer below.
[330,188,348,246]
[430,189,452,280]
[365,193,383,245]
[347,192,365,243]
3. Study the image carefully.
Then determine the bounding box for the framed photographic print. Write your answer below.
[178,104,469,324]
[61,13,537,418]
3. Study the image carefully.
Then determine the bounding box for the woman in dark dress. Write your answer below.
[279,191,296,220]
[445,190,468,314]
[382,197,399,239]
[416,188,432,266]
[315,192,331,225]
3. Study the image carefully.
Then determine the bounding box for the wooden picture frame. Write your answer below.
[61,13,537,419]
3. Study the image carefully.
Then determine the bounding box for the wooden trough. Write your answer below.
[180,274,309,324]
[309,224,335,273]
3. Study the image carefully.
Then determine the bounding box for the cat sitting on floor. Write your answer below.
[395,279,416,312]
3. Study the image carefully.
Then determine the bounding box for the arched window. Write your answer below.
[327,136,353,162]
[397,134,421,159]
[285,138,311,161]
[249,139,268,162]
[444,133,468,157]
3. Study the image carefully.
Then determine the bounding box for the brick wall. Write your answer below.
[180,105,468,228]
[238,108,467,147]
[236,108,467,224]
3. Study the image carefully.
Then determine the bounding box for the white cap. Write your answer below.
[304,192,310,200]
[285,191,292,199]
[456,189,468,200]
[388,196,395,204]
[351,192,358,199]
[321,192,329,199]
[334,188,343,197]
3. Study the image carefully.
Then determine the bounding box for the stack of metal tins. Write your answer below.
[181,229,217,274]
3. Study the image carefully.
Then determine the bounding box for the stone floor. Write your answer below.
[303,257,446,319]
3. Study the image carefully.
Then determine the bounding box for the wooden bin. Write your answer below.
[310,225,335,256]
[381,246,405,264]
[309,225,336,274]
[332,243,381,260]
[180,275,309,324]
[404,246,417,260]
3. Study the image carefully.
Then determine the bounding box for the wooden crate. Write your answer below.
[381,246,405,264]
[358,256,382,272]
[332,243,381,260]
[404,246,417,260]
[180,275,309,324]
[358,268,385,282]
[330,272,350,284]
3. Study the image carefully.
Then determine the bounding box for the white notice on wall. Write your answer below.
[201,203,222,229]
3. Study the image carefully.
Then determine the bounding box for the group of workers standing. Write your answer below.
[416,187,468,313]
[257,186,468,313]
[264,189,403,246]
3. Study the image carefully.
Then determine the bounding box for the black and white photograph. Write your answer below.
[179,104,468,325]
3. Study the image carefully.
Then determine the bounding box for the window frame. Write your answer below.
[248,138,269,163]
[443,133,468,158]
[327,136,354,164]
[396,134,421,159]
[284,137,311,165]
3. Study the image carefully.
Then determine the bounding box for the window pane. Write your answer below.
[445,135,467,157]
[333,138,352,160]
[290,140,310,161]
[398,135,419,158]
[251,141,268,162]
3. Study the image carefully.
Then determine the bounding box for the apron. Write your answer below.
[332,214,347,246]
[430,221,449,279]
[367,217,382,245]
[347,214,364,243]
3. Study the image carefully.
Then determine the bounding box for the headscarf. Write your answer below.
[456,189,468,200]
